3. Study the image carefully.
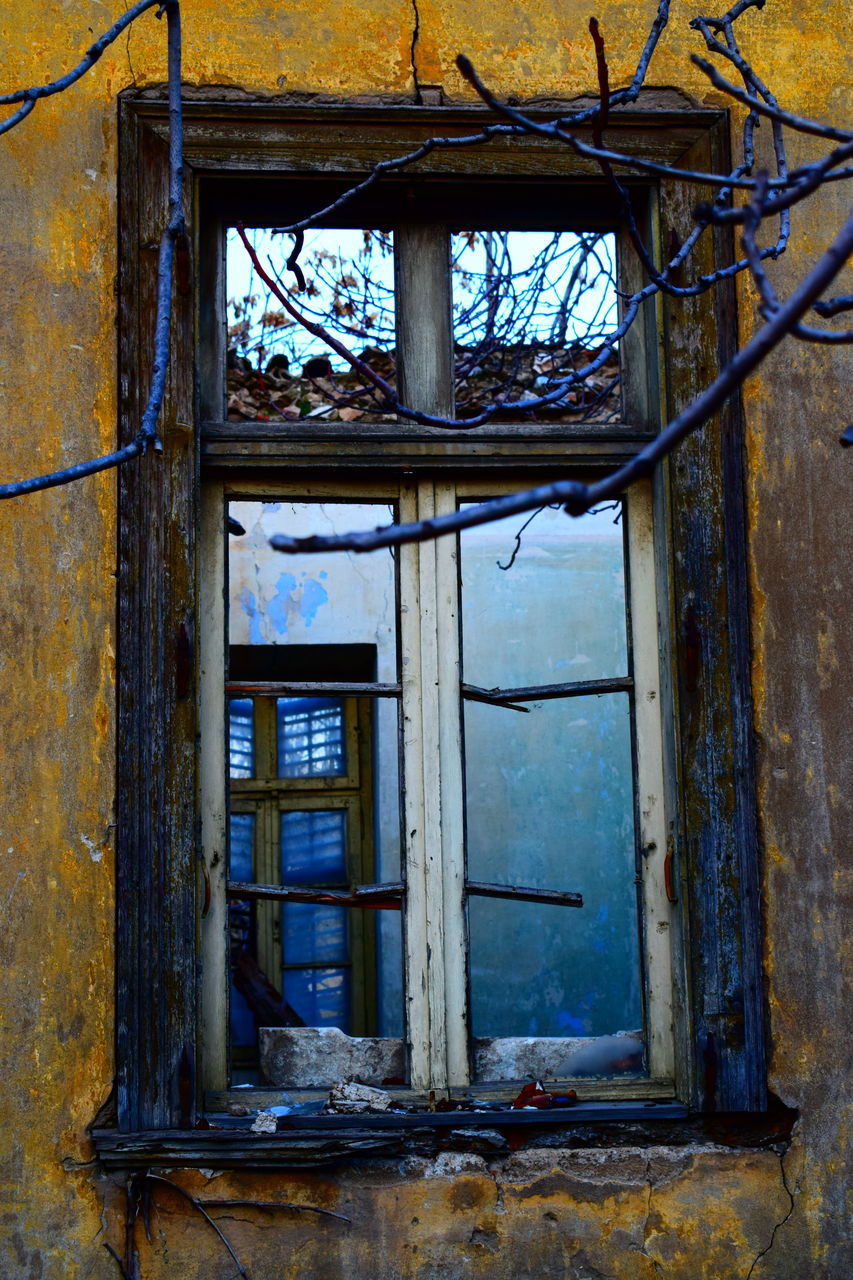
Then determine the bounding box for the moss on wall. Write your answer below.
[0,2,850,1276]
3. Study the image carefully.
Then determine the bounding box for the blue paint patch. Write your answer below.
[557,1010,587,1035]
[300,577,329,626]
[319,570,328,580]
[240,589,264,645]
[268,573,297,637]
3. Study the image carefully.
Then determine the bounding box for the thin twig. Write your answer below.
[145,1175,251,1280]
[0,1,184,500]
[271,207,853,555]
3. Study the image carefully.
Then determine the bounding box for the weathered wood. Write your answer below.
[395,226,454,419]
[226,681,401,697]
[202,431,651,472]
[462,676,633,703]
[228,881,403,908]
[115,94,765,1135]
[131,97,722,190]
[117,102,199,1130]
[659,119,765,1112]
[465,881,582,908]
[626,483,674,1081]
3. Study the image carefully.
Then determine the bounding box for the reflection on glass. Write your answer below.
[226,227,396,422]
[461,502,627,689]
[226,503,403,1077]
[451,230,619,423]
[281,809,347,884]
[229,698,254,778]
[278,697,346,778]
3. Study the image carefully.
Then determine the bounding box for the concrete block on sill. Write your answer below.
[260,1026,405,1088]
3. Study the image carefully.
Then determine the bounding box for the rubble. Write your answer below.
[326,1081,392,1114]
[250,1109,279,1134]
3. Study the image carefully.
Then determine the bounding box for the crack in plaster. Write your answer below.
[744,1147,797,1280]
[122,1,139,88]
[629,1157,664,1277]
[410,0,422,103]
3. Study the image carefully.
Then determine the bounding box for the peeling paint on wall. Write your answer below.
[0,1,850,1276]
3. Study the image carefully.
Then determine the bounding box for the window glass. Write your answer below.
[460,501,627,688]
[461,500,642,1053]
[226,227,396,422]
[451,231,619,423]
[465,696,640,1040]
[228,697,254,778]
[225,500,403,1080]
[281,808,348,883]
[277,697,347,779]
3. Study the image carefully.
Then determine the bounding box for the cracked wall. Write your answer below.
[0,2,850,1277]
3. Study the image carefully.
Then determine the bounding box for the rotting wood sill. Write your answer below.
[93,1101,698,1170]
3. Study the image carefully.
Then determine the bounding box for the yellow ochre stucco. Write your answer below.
[0,2,850,1276]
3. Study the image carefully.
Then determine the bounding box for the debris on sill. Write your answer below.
[326,1081,392,1114]
[250,1110,279,1134]
[511,1080,577,1110]
[260,1025,405,1088]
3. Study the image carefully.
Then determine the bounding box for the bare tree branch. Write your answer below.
[271,204,853,554]
[0,1,184,501]
[0,0,162,134]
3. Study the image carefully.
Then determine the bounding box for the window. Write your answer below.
[113,99,765,1143]
[203,474,670,1098]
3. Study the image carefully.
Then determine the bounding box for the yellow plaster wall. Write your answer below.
[0,2,850,1276]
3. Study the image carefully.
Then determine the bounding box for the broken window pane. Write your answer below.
[226,500,403,1080]
[451,231,619,423]
[226,227,396,422]
[460,496,642,1061]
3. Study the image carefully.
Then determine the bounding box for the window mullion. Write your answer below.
[396,225,460,1092]
[394,224,454,419]
[415,481,450,1090]
[433,482,469,1087]
[627,482,674,1080]
[399,481,432,1090]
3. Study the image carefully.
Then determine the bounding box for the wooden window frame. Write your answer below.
[202,473,669,1104]
[112,94,764,1150]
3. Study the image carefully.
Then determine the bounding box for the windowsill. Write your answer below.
[92,1100,687,1170]
[206,1075,677,1109]
[92,1098,806,1171]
